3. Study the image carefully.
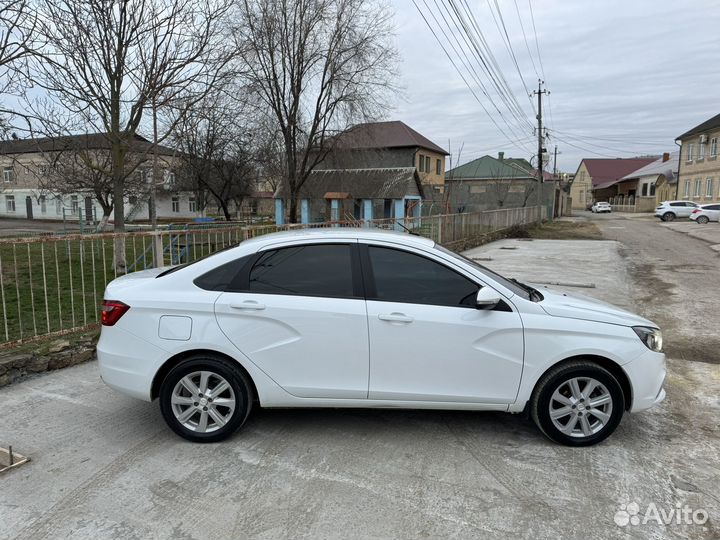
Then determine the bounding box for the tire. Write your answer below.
[530,360,625,447]
[697,216,709,224]
[661,212,675,222]
[159,354,253,443]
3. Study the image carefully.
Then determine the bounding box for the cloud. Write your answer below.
[391,0,720,171]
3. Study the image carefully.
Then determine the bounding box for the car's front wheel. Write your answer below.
[159,355,253,443]
[697,215,709,224]
[661,212,675,222]
[531,360,625,446]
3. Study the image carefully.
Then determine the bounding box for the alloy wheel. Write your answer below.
[171,370,236,433]
[548,377,613,438]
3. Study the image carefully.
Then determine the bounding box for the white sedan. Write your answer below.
[689,203,720,224]
[98,229,666,447]
[591,202,612,213]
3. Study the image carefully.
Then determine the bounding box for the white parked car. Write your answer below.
[654,200,699,221]
[689,203,720,224]
[98,229,666,447]
[591,202,612,213]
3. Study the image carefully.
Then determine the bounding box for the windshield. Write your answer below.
[435,245,540,301]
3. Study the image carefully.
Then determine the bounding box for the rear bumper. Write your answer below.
[623,349,666,412]
[97,326,166,401]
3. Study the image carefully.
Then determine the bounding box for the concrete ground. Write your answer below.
[1,216,719,539]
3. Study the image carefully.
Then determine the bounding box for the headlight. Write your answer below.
[633,326,663,352]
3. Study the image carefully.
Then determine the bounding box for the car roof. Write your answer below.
[241,227,436,249]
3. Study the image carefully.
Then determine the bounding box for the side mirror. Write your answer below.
[475,287,501,310]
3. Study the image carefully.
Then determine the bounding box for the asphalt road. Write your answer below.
[1,224,719,539]
[588,212,720,364]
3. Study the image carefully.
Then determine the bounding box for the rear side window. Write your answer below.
[248,244,355,298]
[194,255,252,291]
[670,202,683,207]
[367,246,478,307]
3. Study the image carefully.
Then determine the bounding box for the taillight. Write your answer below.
[101,300,130,326]
[691,209,701,213]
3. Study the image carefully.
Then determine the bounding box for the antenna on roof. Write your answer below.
[395,220,420,236]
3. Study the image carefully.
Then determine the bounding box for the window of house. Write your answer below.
[436,159,442,175]
[5,195,15,212]
[425,156,431,172]
[686,143,694,162]
[3,167,14,183]
[248,244,355,298]
[70,194,79,214]
[694,179,702,197]
[166,171,176,187]
[368,246,479,308]
[189,196,197,212]
[711,138,718,158]
[40,195,46,214]
[684,180,691,197]
[171,196,179,213]
[707,178,714,198]
[55,197,62,215]
[699,139,706,160]
[417,154,424,172]
[641,184,648,197]
[650,182,656,196]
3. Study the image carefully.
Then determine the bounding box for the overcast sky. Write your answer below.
[391,0,720,172]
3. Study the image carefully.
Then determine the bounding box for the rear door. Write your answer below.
[214,241,369,399]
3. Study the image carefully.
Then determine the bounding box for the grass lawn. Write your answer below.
[0,228,245,344]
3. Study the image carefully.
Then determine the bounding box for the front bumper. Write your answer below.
[622,348,666,412]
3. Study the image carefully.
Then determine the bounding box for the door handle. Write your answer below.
[230,301,266,311]
[378,313,414,323]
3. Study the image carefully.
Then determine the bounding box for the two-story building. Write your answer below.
[0,133,200,222]
[274,121,449,223]
[676,113,720,203]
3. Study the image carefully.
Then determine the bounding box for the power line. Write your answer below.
[436,0,534,135]
[410,0,534,155]
[428,0,532,138]
[486,0,536,116]
[512,0,540,79]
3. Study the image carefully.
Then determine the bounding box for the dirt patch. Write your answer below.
[508,221,603,240]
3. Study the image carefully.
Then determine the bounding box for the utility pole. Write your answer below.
[532,79,548,224]
[553,145,558,178]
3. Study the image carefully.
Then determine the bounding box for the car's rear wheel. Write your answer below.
[697,215,709,224]
[159,355,253,443]
[530,360,625,446]
[661,212,675,222]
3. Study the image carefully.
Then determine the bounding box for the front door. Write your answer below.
[363,245,524,404]
[214,242,369,399]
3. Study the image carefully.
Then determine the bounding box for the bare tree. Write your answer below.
[234,0,397,223]
[173,94,255,220]
[26,0,232,270]
[0,0,34,97]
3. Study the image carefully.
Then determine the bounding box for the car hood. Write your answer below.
[534,286,656,328]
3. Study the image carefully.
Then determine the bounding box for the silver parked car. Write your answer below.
[690,203,720,224]
[654,201,699,222]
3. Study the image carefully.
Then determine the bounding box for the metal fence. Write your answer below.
[0,206,544,345]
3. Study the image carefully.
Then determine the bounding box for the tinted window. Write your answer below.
[194,255,252,291]
[670,202,683,207]
[249,244,354,298]
[706,204,720,210]
[368,246,478,307]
